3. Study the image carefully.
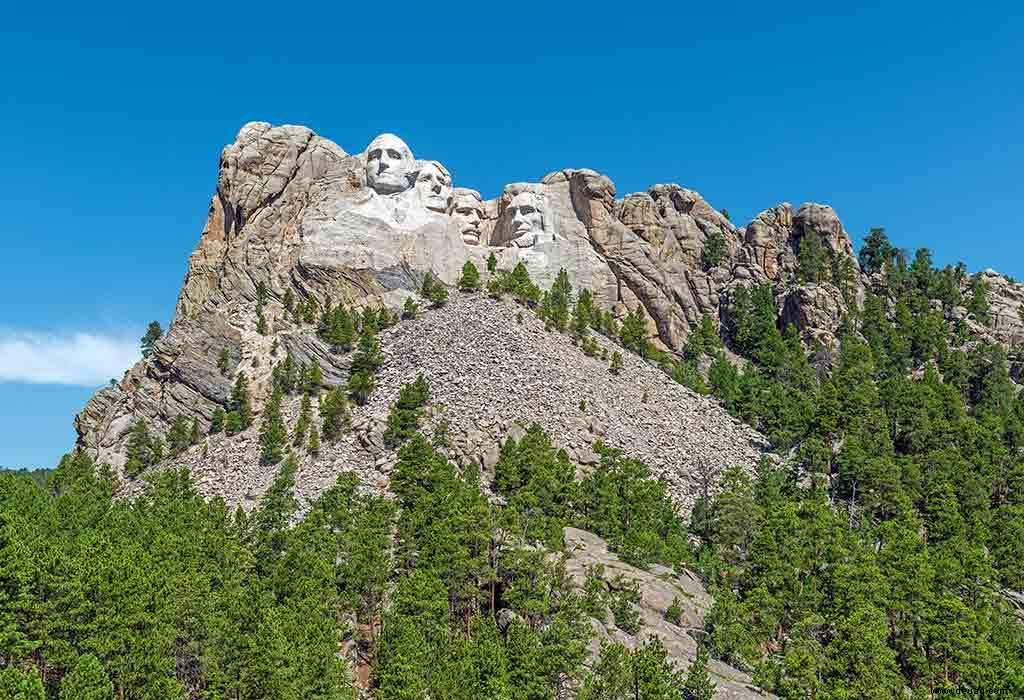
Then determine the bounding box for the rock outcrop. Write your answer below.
[564,527,773,699]
[75,121,863,480]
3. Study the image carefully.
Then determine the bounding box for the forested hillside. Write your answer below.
[4,197,1024,697]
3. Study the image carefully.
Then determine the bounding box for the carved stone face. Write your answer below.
[415,161,452,213]
[508,192,545,247]
[365,133,414,195]
[450,189,484,245]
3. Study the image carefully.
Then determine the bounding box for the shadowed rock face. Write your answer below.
[89,121,1017,476]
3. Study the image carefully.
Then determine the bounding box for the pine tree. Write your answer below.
[259,386,287,464]
[167,415,192,456]
[383,375,430,448]
[307,424,321,455]
[347,371,375,406]
[423,272,449,307]
[306,363,323,395]
[125,419,158,477]
[610,351,624,374]
[619,307,648,356]
[293,393,312,447]
[683,644,716,700]
[701,230,727,269]
[486,251,498,274]
[189,417,201,445]
[321,387,350,441]
[282,288,295,314]
[229,372,253,430]
[323,303,356,351]
[217,347,231,375]
[797,230,829,283]
[402,296,418,319]
[458,261,481,292]
[572,288,595,338]
[859,227,894,274]
[140,321,163,358]
[967,273,990,324]
[209,407,225,434]
[350,329,384,376]
[547,268,573,331]
[60,654,114,700]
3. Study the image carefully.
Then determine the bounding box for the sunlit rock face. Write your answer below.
[364,133,415,195]
[449,188,485,245]
[415,160,452,213]
[76,121,876,474]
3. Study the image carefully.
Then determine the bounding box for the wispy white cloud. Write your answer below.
[0,330,140,386]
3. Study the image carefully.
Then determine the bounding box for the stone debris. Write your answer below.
[147,294,766,514]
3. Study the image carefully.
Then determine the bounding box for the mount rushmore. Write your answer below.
[74,121,1024,483]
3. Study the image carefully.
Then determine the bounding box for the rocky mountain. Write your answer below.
[71,123,829,471]
[62,122,1024,697]
[77,121,1024,477]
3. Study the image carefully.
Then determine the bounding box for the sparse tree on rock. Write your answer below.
[321,387,350,441]
[209,407,225,434]
[422,272,449,307]
[684,644,716,700]
[307,424,321,455]
[572,288,594,338]
[167,415,192,457]
[347,370,375,406]
[293,393,312,447]
[402,297,418,319]
[609,351,623,374]
[701,230,727,270]
[458,261,481,292]
[229,371,253,430]
[305,363,323,395]
[619,307,648,357]
[797,230,830,284]
[140,321,163,359]
[125,418,160,477]
[546,268,573,331]
[858,227,894,275]
[259,386,287,464]
[217,347,231,375]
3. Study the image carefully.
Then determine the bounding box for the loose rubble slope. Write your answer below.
[167,293,768,512]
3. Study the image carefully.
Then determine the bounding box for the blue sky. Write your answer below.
[1,1,1022,467]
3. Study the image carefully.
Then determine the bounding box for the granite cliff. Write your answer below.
[74,122,857,474]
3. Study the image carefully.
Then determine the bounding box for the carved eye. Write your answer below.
[387,149,402,159]
[368,149,381,160]
[521,205,535,214]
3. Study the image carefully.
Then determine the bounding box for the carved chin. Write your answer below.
[424,197,448,212]
[369,175,409,194]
